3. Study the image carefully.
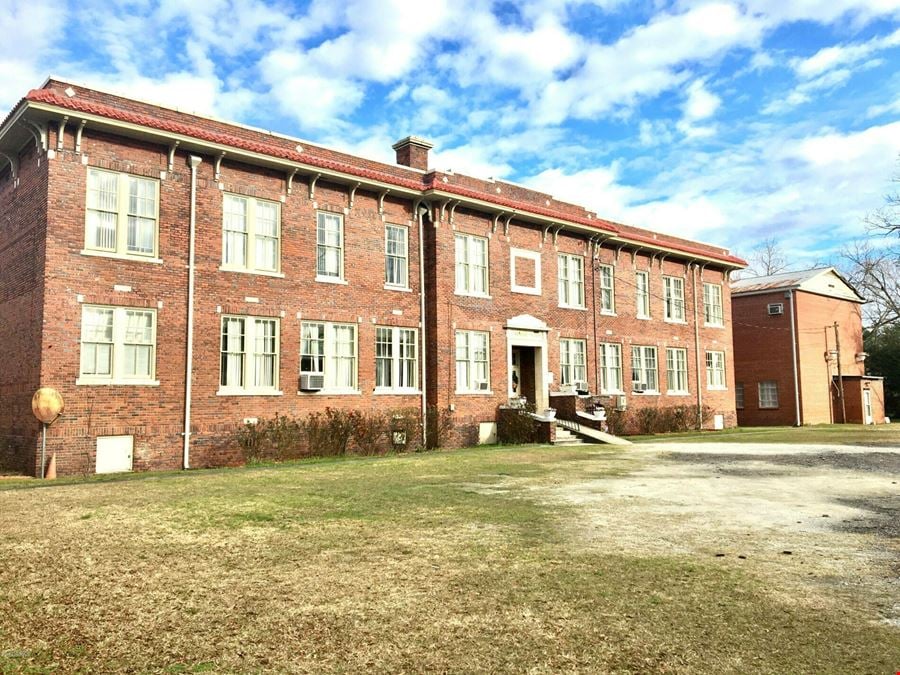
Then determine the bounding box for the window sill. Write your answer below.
[558,304,587,311]
[631,390,660,396]
[511,286,541,296]
[707,386,728,391]
[600,310,616,316]
[704,323,725,329]
[217,389,283,396]
[664,318,688,325]
[384,284,412,293]
[636,315,652,321]
[759,406,779,410]
[456,390,494,396]
[76,378,160,386]
[666,391,691,396]
[373,388,421,395]
[219,266,285,278]
[316,275,348,285]
[455,291,492,299]
[80,250,163,265]
[297,389,361,396]
[601,390,626,396]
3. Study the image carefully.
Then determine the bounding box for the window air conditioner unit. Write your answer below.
[475,380,489,391]
[768,303,784,316]
[299,373,325,391]
[574,381,590,395]
[615,395,627,411]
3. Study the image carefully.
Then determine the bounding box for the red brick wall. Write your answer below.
[0,142,48,473]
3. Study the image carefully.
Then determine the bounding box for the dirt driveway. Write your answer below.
[541,442,900,629]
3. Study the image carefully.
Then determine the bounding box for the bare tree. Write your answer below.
[842,240,900,331]
[734,237,807,279]
[866,157,899,237]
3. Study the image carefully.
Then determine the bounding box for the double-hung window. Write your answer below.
[631,345,658,393]
[317,212,344,281]
[666,347,688,394]
[636,271,650,319]
[220,316,280,394]
[385,224,409,288]
[79,305,158,384]
[599,343,623,394]
[222,194,280,273]
[703,283,724,327]
[758,381,779,408]
[706,351,726,389]
[300,322,357,391]
[455,234,489,295]
[455,330,490,392]
[663,276,686,322]
[375,327,418,391]
[599,264,615,314]
[735,383,745,409]
[557,254,585,308]
[85,168,159,259]
[560,339,587,387]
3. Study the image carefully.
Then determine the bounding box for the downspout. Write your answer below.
[590,237,600,395]
[693,263,705,428]
[183,155,203,469]
[787,289,801,426]
[415,201,428,448]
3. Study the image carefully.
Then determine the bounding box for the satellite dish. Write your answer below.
[32,387,64,424]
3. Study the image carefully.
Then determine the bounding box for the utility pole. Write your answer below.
[833,322,846,424]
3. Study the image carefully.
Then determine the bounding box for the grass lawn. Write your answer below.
[1,445,898,673]
[628,423,900,446]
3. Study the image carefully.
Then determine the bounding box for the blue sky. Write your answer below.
[3,0,899,262]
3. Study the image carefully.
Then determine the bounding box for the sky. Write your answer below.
[2,0,900,263]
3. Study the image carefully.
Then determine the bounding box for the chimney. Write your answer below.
[392,136,433,171]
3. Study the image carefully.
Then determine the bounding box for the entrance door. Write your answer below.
[863,389,874,425]
[511,349,521,397]
[510,346,536,406]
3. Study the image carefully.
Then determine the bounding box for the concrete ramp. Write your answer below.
[556,417,632,446]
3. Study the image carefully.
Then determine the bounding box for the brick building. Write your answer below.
[0,79,745,476]
[731,268,886,426]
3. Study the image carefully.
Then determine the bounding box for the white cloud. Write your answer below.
[791,26,900,78]
[866,97,900,118]
[0,0,63,109]
[524,164,643,221]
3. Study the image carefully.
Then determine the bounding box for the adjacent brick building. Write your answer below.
[731,268,886,426]
[0,78,745,476]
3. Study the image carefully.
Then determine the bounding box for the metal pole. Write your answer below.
[787,290,801,426]
[41,422,46,479]
[834,322,846,424]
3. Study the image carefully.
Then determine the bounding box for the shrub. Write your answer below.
[425,405,454,449]
[236,420,271,464]
[388,408,420,452]
[304,408,354,457]
[266,412,305,460]
[497,402,539,444]
[349,409,389,455]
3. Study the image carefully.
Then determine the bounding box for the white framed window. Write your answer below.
[599,264,615,314]
[560,339,587,387]
[85,168,159,259]
[706,350,726,390]
[510,248,541,295]
[663,276,686,322]
[455,330,490,393]
[455,234,489,296]
[636,271,650,319]
[735,383,745,409]
[222,194,281,273]
[375,326,418,391]
[600,343,623,394]
[300,322,357,391]
[666,347,689,394]
[385,224,409,288]
[316,212,344,281]
[79,305,158,385]
[219,316,280,394]
[758,380,779,408]
[703,283,724,327]
[557,254,585,309]
[631,345,658,393]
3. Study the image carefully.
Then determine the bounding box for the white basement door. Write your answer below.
[95,435,134,474]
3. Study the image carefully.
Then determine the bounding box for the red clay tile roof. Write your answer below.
[21,84,746,267]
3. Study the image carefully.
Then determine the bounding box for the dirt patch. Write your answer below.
[668,450,900,474]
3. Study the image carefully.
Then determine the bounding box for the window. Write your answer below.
[636,271,650,319]
[666,347,689,394]
[706,351,726,389]
[510,248,541,295]
[558,254,585,308]
[300,322,357,391]
[631,345,658,393]
[79,305,158,384]
[703,283,724,326]
[599,264,615,314]
[560,339,587,387]
[735,383,745,409]
[759,381,779,408]
[316,212,344,280]
[455,234,489,295]
[222,194,280,273]
[600,343,623,394]
[455,330,490,392]
[375,326,418,391]
[85,168,159,258]
[220,316,280,393]
[663,276,685,322]
[385,224,409,288]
